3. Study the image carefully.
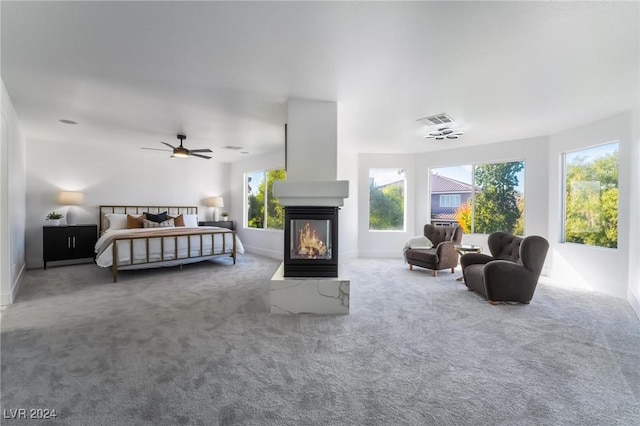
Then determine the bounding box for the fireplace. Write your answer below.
[284,206,339,277]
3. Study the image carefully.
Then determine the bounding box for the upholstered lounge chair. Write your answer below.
[461,232,549,304]
[406,225,463,276]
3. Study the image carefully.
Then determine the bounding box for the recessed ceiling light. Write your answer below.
[223,145,243,150]
[59,119,78,125]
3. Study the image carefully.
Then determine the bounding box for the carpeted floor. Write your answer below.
[1,254,639,425]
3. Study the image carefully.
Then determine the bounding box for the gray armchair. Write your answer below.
[406,225,463,276]
[461,232,549,304]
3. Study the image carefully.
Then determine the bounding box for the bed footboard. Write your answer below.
[110,230,237,282]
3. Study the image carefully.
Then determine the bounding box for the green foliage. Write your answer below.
[473,161,524,234]
[513,197,525,236]
[266,169,286,230]
[247,169,286,230]
[565,150,618,248]
[46,211,63,220]
[370,183,404,230]
[247,194,262,228]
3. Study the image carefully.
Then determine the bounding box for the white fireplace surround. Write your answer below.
[273,180,349,207]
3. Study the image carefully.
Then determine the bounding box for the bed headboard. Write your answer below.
[99,205,198,234]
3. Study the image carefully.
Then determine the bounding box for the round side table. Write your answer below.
[454,244,482,281]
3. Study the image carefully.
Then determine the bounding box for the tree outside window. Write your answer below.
[369,168,405,231]
[563,143,618,248]
[246,168,286,230]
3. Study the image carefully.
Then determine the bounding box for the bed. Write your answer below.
[95,205,244,282]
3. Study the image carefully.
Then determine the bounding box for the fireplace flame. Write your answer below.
[297,222,327,258]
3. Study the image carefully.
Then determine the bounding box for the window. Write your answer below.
[430,161,525,235]
[369,168,405,231]
[245,168,286,230]
[439,194,461,208]
[562,143,618,248]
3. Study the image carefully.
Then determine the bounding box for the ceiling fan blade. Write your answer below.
[190,153,212,160]
[141,147,172,152]
[189,148,213,153]
[161,141,176,149]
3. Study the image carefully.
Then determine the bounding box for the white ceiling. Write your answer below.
[2,1,638,163]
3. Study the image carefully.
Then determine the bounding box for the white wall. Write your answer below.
[229,150,285,260]
[286,99,337,181]
[1,79,27,305]
[25,138,229,268]
[548,111,635,300]
[628,109,640,318]
[336,145,358,260]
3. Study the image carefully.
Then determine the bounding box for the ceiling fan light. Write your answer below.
[173,152,189,158]
[441,128,453,135]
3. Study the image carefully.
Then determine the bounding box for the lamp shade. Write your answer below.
[205,196,224,208]
[58,191,84,206]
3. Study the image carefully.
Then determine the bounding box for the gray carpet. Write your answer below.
[1,254,639,425]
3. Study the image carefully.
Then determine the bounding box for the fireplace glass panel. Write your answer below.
[290,219,332,260]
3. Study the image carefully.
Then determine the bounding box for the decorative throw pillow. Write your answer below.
[144,211,168,223]
[105,213,129,230]
[183,214,199,227]
[126,214,146,229]
[168,214,185,227]
[142,218,175,228]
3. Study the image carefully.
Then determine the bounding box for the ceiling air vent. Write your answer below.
[222,145,243,150]
[416,113,455,127]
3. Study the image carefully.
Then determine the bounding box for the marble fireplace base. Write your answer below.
[270,263,350,315]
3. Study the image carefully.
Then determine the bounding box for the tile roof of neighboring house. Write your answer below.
[431,173,473,193]
[432,213,458,221]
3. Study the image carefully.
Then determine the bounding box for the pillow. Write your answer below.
[183,214,199,227]
[407,236,434,249]
[105,213,129,231]
[168,214,185,227]
[142,218,175,228]
[144,211,168,223]
[126,214,145,229]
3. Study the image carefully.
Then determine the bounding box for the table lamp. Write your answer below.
[205,196,224,221]
[58,191,84,225]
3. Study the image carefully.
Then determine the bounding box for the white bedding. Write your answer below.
[95,226,245,268]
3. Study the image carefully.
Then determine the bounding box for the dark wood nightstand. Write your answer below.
[198,220,235,230]
[43,224,98,269]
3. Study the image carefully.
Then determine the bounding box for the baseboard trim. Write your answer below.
[1,262,25,305]
[358,250,403,259]
[627,290,640,320]
[244,246,282,260]
[339,250,358,260]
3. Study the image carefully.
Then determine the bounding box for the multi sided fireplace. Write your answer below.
[283,206,339,277]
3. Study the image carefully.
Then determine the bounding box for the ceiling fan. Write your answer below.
[142,134,213,159]
[425,128,464,140]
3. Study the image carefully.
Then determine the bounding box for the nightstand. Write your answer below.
[198,220,235,230]
[43,224,98,269]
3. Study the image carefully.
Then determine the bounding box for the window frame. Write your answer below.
[244,167,286,231]
[560,141,619,249]
[439,194,461,208]
[429,159,526,235]
[368,168,407,232]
